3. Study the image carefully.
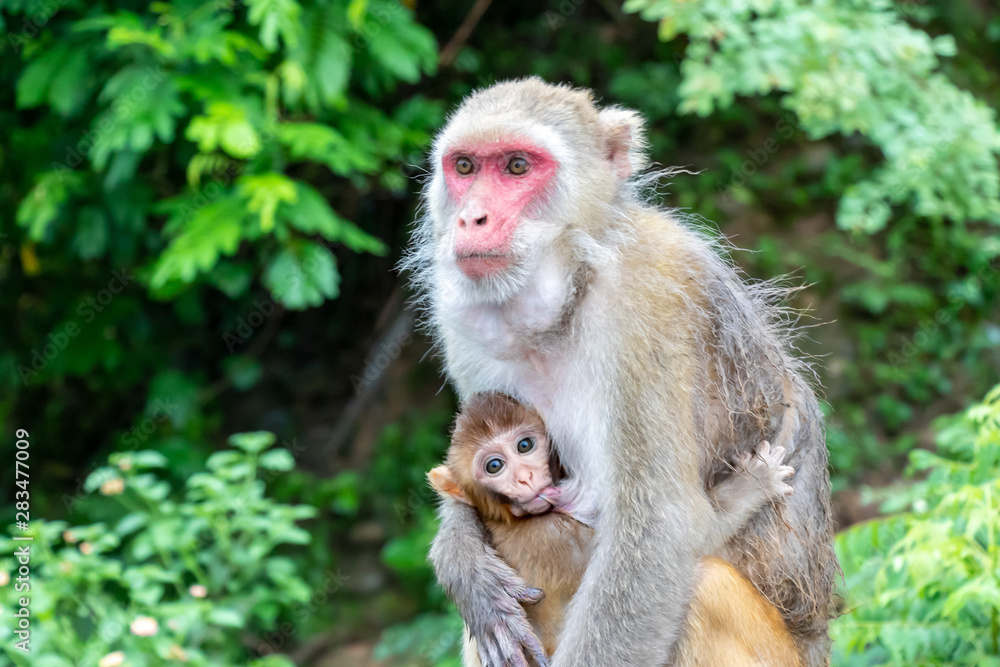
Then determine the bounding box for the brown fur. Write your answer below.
[430,396,800,666]
[678,558,801,667]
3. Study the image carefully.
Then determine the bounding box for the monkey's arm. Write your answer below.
[705,441,794,555]
[550,470,707,665]
[429,499,549,667]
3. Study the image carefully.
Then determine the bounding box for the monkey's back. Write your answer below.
[485,514,595,655]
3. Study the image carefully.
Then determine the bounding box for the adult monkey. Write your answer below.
[404,78,837,666]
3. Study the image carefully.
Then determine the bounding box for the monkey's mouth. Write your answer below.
[517,494,554,516]
[455,252,512,279]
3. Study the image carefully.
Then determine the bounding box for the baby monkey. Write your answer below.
[429,393,800,666]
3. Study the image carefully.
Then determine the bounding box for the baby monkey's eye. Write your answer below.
[507,157,529,175]
[516,437,535,454]
[484,457,505,475]
[455,156,474,175]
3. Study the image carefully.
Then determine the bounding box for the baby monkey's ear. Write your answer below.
[428,466,472,505]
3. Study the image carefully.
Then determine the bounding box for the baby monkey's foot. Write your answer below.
[736,441,795,500]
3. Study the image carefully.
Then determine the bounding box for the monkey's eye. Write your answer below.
[455,156,474,176]
[484,457,505,475]
[507,157,529,175]
[516,437,535,454]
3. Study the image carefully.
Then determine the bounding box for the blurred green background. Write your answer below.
[1,1,999,665]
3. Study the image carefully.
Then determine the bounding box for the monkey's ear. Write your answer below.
[428,466,472,505]
[598,107,648,180]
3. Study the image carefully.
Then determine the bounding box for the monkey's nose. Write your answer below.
[459,214,488,228]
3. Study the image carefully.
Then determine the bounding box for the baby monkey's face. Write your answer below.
[473,424,554,515]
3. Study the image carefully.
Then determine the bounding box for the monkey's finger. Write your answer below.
[513,625,549,667]
[500,613,547,666]
[526,642,550,667]
[479,630,522,667]
[517,586,545,605]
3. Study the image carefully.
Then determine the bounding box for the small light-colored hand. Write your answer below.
[735,440,795,500]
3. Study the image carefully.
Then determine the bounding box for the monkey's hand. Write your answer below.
[736,440,795,500]
[429,500,549,667]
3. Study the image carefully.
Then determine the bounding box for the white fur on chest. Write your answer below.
[436,259,615,491]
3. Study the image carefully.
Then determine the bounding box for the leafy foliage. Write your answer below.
[0,433,314,666]
[833,385,1000,665]
[2,0,1000,664]
[625,0,1000,232]
[615,0,1000,481]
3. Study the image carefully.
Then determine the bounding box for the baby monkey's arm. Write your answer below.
[705,440,794,554]
[528,441,793,540]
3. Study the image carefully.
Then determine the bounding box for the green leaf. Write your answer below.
[208,607,245,628]
[247,0,303,51]
[277,123,377,175]
[130,451,170,469]
[264,239,340,309]
[280,182,387,255]
[16,43,95,115]
[284,8,350,111]
[186,102,262,159]
[16,170,85,241]
[259,449,295,471]
[149,196,246,289]
[229,431,276,453]
[238,173,299,232]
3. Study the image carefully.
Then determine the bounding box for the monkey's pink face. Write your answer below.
[442,140,558,279]
[472,428,554,513]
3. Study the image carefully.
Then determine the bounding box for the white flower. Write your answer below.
[99,651,125,667]
[0,571,9,586]
[188,584,207,598]
[100,477,125,496]
[130,616,159,637]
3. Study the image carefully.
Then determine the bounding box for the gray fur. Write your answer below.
[405,78,837,667]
